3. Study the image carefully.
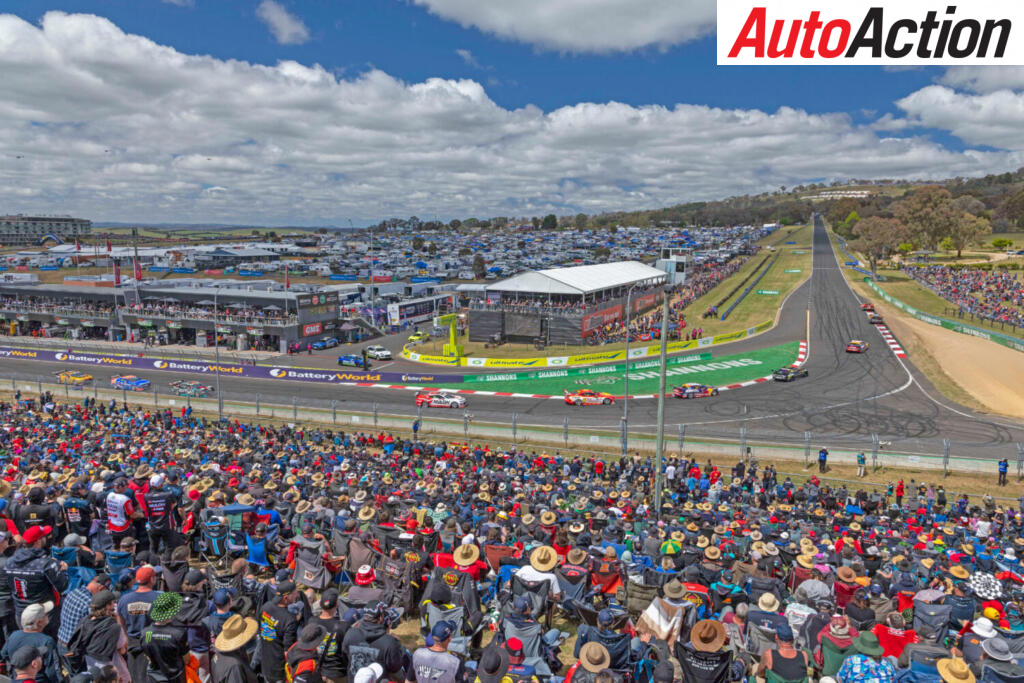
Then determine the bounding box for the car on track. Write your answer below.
[337,354,368,368]
[311,337,339,350]
[672,383,719,399]
[110,375,151,391]
[55,370,92,386]
[772,367,808,382]
[415,390,467,408]
[407,331,427,344]
[365,345,392,360]
[867,313,884,324]
[169,380,214,397]
[860,303,875,312]
[564,389,615,406]
[846,340,869,353]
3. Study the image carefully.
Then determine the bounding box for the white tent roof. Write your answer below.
[487,261,665,296]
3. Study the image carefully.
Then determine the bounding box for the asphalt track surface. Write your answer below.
[0,217,1021,458]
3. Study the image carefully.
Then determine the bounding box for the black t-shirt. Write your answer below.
[144,490,177,530]
[259,601,299,680]
[140,623,190,683]
[313,615,350,679]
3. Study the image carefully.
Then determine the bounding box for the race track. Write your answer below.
[0,216,1021,458]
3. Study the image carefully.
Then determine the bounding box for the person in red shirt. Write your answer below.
[452,543,488,581]
[871,611,919,659]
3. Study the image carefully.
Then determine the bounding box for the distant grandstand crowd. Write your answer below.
[905,265,1024,329]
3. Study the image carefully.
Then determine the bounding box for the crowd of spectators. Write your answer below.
[905,265,1024,329]
[0,394,1018,683]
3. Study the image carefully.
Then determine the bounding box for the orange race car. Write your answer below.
[563,389,615,406]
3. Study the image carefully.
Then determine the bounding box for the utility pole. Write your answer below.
[622,284,638,456]
[213,286,222,421]
[653,295,669,518]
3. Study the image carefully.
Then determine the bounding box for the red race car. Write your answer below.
[846,340,869,353]
[563,389,615,406]
[860,302,875,312]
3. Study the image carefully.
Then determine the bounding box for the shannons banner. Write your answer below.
[462,352,712,383]
[864,279,1024,353]
[719,0,1018,65]
[0,346,467,385]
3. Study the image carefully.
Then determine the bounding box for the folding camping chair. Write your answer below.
[104,550,134,577]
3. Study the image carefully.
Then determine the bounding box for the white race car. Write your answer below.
[415,390,467,408]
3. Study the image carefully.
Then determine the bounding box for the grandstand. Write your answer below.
[468,261,667,344]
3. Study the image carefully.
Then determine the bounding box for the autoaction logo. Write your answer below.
[718,1,1017,64]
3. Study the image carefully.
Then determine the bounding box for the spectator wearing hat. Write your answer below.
[503,636,539,682]
[936,657,976,683]
[756,623,809,682]
[58,574,111,656]
[897,624,954,670]
[1,524,68,640]
[836,631,895,682]
[9,645,44,683]
[140,592,190,683]
[285,624,328,683]
[348,565,385,605]
[341,603,408,680]
[143,473,179,555]
[312,589,349,683]
[473,643,510,683]
[958,617,997,669]
[678,619,740,683]
[970,636,1024,679]
[574,609,632,671]
[515,545,562,600]
[406,620,464,683]
[211,614,260,683]
[564,641,613,683]
[259,580,300,683]
[67,589,128,683]
[453,543,489,582]
[202,588,238,641]
[1,602,60,683]
[115,564,162,683]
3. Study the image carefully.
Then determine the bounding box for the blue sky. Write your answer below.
[1,1,1022,224]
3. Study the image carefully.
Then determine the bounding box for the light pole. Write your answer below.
[213,286,222,420]
[622,283,639,456]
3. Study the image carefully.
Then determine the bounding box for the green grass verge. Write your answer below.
[425,341,799,395]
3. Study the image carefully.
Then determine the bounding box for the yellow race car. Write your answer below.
[54,370,93,385]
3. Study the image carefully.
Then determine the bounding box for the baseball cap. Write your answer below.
[64,533,86,547]
[276,581,297,595]
[776,623,794,642]
[22,525,52,545]
[91,590,116,609]
[506,637,524,655]
[184,569,205,586]
[213,588,233,608]
[91,574,112,589]
[149,474,165,487]
[597,608,615,626]
[9,646,41,670]
[320,589,339,610]
[135,566,157,584]
[20,602,54,628]
[430,620,455,642]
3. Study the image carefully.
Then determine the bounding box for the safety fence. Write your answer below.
[864,278,1024,354]
[17,375,1023,480]
[402,320,774,368]
[720,252,781,321]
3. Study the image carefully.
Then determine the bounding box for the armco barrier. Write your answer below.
[461,352,712,383]
[864,279,1024,353]
[404,319,774,367]
[0,346,467,385]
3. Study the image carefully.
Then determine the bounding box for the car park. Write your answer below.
[110,375,151,391]
[772,367,808,382]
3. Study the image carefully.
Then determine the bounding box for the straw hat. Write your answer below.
[704,546,721,561]
[236,493,255,506]
[453,544,480,567]
[214,614,259,652]
[521,514,536,526]
[949,565,970,580]
[540,511,557,526]
[295,500,312,514]
[796,554,815,569]
[936,657,975,683]
[837,566,857,583]
[357,506,376,522]
[690,619,727,653]
[578,642,611,674]
[757,593,780,612]
[567,548,588,565]
[529,545,558,572]
[696,536,710,549]
[663,580,685,600]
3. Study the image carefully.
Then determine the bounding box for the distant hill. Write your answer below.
[93,222,356,232]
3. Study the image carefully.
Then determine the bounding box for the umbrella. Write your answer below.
[227,302,247,308]
[339,322,358,331]
[160,297,178,303]
[195,299,215,305]
[142,296,159,301]
[968,572,1002,600]
[262,304,282,311]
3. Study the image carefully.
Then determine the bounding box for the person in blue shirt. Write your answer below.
[998,458,1009,486]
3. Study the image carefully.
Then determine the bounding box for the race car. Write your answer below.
[860,302,875,312]
[407,331,427,344]
[846,340,869,353]
[311,337,339,350]
[54,370,92,386]
[337,354,368,368]
[564,389,615,406]
[672,383,719,399]
[365,345,392,360]
[169,380,214,397]
[772,367,809,382]
[867,313,884,324]
[110,375,151,391]
[415,390,467,408]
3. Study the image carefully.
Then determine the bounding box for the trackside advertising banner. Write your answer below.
[0,347,466,385]
[462,352,712,384]
[718,0,1020,65]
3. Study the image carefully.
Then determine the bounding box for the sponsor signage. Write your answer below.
[463,352,713,383]
[148,267,171,273]
[205,269,224,276]
[581,303,624,337]
[330,274,358,281]
[784,269,802,273]
[792,250,807,254]
[39,266,59,271]
[718,0,1017,65]
[756,289,780,295]
[371,275,393,283]
[410,276,442,284]
[172,267,196,274]
[238,270,263,277]
[302,322,323,336]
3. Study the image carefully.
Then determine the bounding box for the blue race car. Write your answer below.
[337,354,367,368]
[312,337,339,350]
[110,375,151,391]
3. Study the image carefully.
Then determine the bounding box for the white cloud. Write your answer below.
[897,86,1024,150]
[0,12,1021,225]
[455,48,481,68]
[410,0,716,53]
[255,0,310,45]
[160,0,195,6]
[939,66,1024,94]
